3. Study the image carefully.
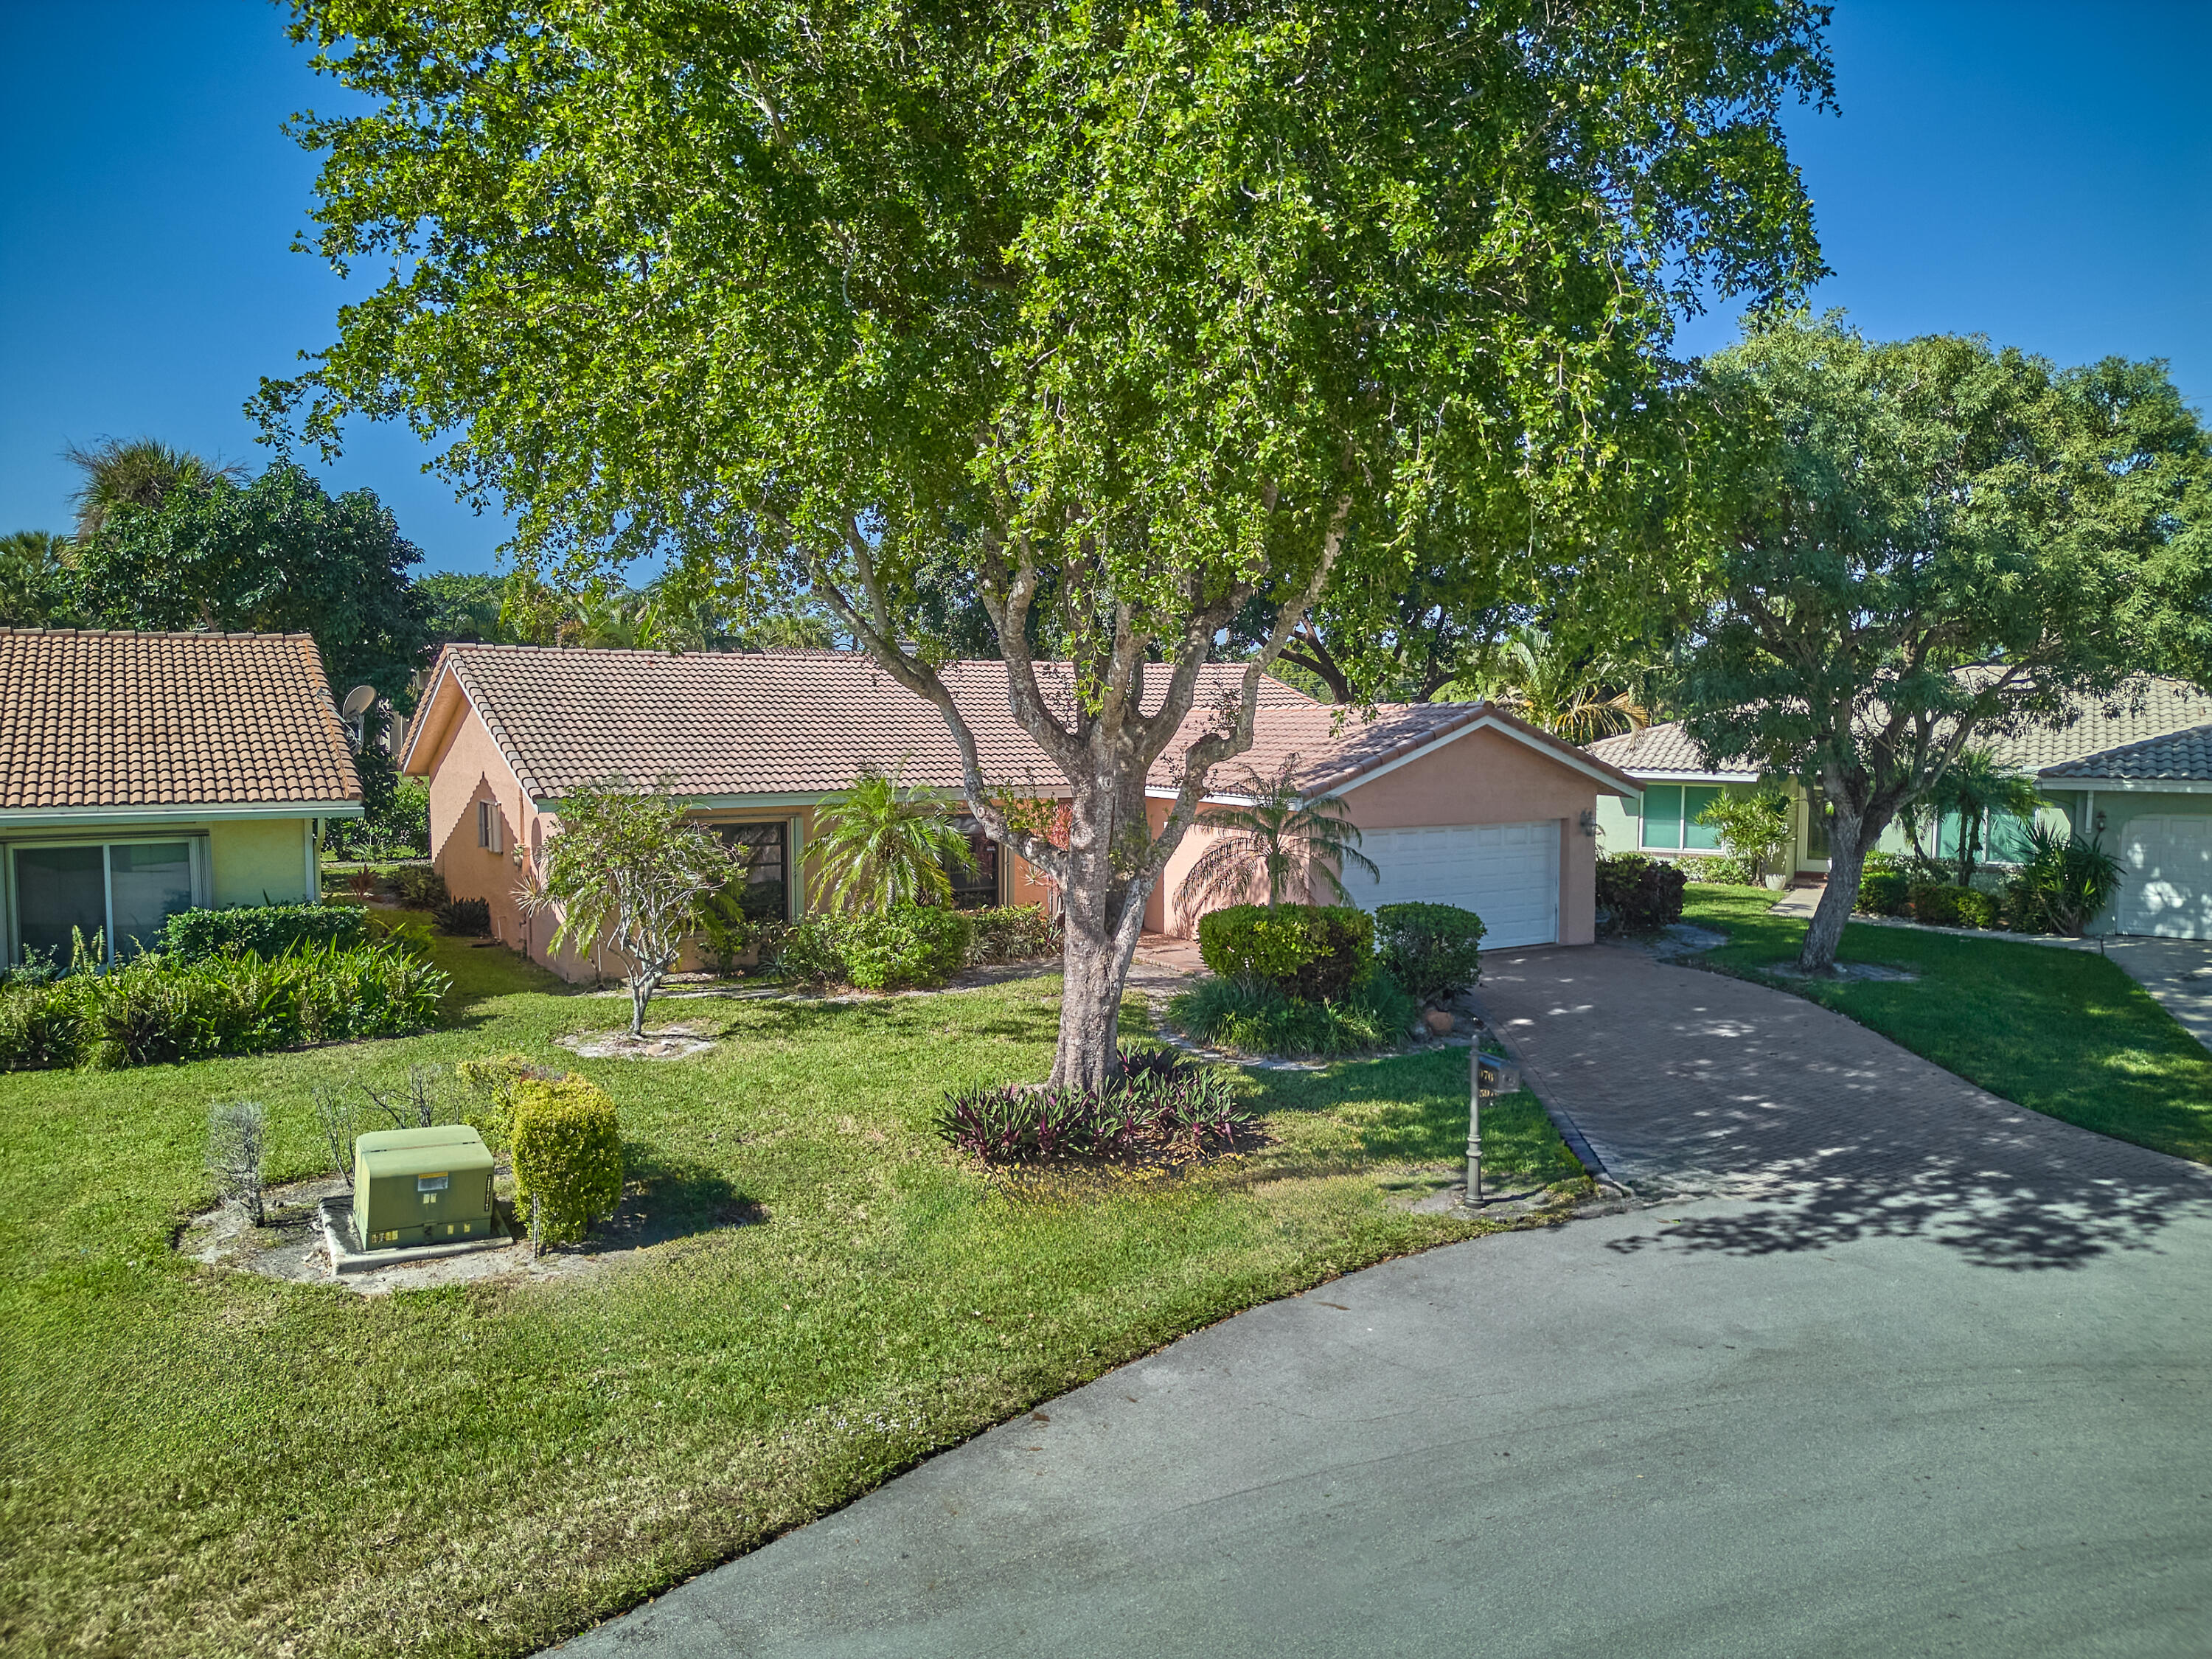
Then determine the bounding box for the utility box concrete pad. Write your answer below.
[353,1125,497,1251]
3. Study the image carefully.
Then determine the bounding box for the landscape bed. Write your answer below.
[0,922,1583,1659]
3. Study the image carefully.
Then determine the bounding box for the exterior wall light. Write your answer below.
[1578,808,1598,837]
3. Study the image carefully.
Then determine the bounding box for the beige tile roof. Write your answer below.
[412,645,1632,803]
[0,628,364,812]
[1586,675,2212,785]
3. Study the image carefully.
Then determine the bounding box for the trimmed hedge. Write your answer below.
[509,1074,625,1245]
[1196,904,1374,1002]
[160,904,369,961]
[1373,902,1485,1006]
[1910,882,2000,930]
[964,905,1062,966]
[1855,871,1913,917]
[1594,855,1686,933]
[776,903,974,990]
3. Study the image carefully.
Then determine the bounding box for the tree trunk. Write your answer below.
[628,973,655,1037]
[1049,775,1155,1091]
[1800,813,1865,973]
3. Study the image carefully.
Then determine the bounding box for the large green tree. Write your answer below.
[268,0,1831,1086]
[0,530,75,627]
[72,459,431,707]
[1675,315,2212,972]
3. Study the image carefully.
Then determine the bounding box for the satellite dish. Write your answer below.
[341,685,378,719]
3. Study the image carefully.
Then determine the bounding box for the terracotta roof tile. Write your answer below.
[0,628,364,812]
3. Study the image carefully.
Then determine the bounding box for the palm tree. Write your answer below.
[1446,626,1650,740]
[1907,748,2042,888]
[63,437,240,539]
[808,764,976,912]
[1174,756,1380,915]
[0,530,73,626]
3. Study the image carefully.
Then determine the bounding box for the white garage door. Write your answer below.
[2118,815,2212,939]
[1352,821,1560,948]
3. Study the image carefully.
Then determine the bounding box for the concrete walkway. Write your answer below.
[2080,936,2212,1058]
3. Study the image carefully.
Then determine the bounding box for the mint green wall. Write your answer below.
[209,818,315,905]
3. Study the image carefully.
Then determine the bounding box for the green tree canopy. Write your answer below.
[63,437,240,540]
[0,530,75,627]
[269,0,1832,1085]
[72,460,431,708]
[1674,314,2212,970]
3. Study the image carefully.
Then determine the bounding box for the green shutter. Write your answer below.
[1643,785,1682,849]
[1684,786,1724,851]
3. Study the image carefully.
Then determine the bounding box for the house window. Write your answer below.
[715,822,790,921]
[476,800,504,853]
[947,817,1001,910]
[7,837,201,967]
[1639,785,1724,852]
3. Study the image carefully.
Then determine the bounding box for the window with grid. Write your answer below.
[715,823,790,920]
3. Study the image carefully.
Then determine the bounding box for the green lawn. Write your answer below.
[1680,886,2212,1164]
[0,932,1580,1659]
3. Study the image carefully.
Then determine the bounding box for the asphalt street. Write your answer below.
[555,1191,2212,1658]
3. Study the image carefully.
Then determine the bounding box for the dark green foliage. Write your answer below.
[934,1063,1252,1164]
[0,529,75,627]
[1854,871,1912,917]
[2001,822,2126,936]
[1196,905,1374,1002]
[1909,883,2000,930]
[1676,852,1755,886]
[0,942,448,1071]
[412,571,512,643]
[68,460,431,706]
[1595,854,1687,933]
[776,904,974,990]
[433,897,492,936]
[962,905,1062,966]
[694,886,779,977]
[161,904,369,962]
[1171,970,1418,1060]
[324,753,431,860]
[1373,902,1486,1007]
[509,1074,625,1244]
[390,866,448,909]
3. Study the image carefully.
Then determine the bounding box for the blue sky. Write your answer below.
[3,1,2207,577]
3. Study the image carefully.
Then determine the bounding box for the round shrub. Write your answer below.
[1854,870,1912,917]
[1373,902,1486,1007]
[510,1074,624,1244]
[1195,903,1374,1002]
[776,903,974,990]
[1594,854,1687,933]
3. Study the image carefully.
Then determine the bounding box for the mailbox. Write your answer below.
[352,1125,497,1251]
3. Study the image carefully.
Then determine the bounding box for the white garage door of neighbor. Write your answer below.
[2118,815,2212,939]
[1354,821,1560,948]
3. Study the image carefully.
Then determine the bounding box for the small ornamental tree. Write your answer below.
[1677,317,2212,972]
[521,781,734,1035]
[809,765,975,913]
[1175,757,1377,916]
[271,0,1834,1085]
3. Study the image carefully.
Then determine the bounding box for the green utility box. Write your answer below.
[353,1125,497,1251]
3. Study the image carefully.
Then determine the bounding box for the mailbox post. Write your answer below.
[1468,1048,1520,1207]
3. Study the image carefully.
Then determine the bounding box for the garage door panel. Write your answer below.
[1353,821,1560,948]
[2119,816,2212,939]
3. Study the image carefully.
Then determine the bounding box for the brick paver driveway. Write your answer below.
[1475,944,2212,1266]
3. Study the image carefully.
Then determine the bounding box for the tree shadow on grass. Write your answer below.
[576,1147,765,1253]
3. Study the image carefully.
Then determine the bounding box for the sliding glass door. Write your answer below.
[7,838,204,966]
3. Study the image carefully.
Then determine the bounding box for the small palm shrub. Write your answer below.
[161,903,370,961]
[964,905,1062,965]
[2002,822,2124,935]
[509,1074,625,1244]
[1195,903,1374,1001]
[935,1060,1253,1164]
[1373,902,1485,1006]
[1171,970,1417,1058]
[1595,854,1686,933]
[776,904,973,990]
[0,979,86,1071]
[434,896,493,936]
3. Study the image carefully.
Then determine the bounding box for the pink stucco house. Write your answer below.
[397,644,1636,981]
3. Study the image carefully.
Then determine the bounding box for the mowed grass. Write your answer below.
[1681,886,2212,1164]
[0,932,1580,1659]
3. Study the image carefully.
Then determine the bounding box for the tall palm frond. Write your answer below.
[1447,626,1651,740]
[808,763,976,912]
[1907,748,2042,886]
[1175,756,1380,914]
[63,437,240,539]
[0,530,73,626]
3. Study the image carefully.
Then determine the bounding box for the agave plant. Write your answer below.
[1174,755,1379,913]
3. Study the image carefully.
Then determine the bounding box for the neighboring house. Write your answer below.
[397,644,1638,980]
[1587,675,2212,939]
[0,628,365,966]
